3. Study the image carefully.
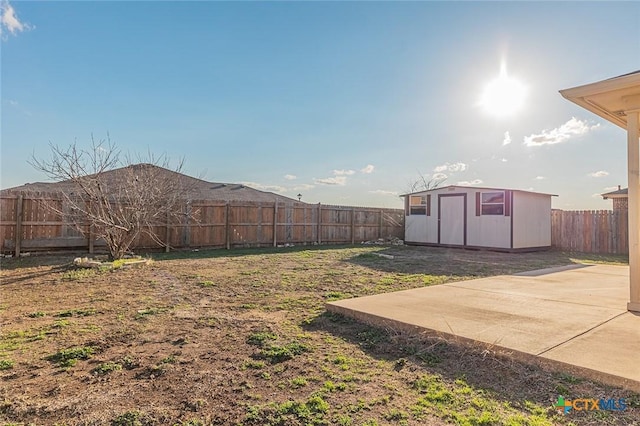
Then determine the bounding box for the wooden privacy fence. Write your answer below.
[551,209,629,254]
[0,194,405,255]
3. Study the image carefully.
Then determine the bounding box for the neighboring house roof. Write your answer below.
[400,185,558,198]
[602,187,629,199]
[0,163,299,203]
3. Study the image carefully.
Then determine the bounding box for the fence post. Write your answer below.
[317,203,322,244]
[14,194,24,257]
[379,209,383,239]
[273,202,278,247]
[225,202,231,250]
[185,201,192,248]
[164,208,171,253]
[351,208,355,244]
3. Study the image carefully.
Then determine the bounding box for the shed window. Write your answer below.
[409,195,427,215]
[481,192,504,215]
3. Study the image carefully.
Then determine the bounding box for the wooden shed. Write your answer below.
[402,185,556,251]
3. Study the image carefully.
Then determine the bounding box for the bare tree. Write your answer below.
[406,171,446,194]
[30,136,191,259]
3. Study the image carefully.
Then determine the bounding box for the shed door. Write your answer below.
[439,195,466,246]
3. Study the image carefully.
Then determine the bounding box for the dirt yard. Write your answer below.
[0,245,637,426]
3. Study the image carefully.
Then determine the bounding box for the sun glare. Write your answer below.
[480,63,527,117]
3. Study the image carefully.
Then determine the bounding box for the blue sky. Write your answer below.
[1,1,639,209]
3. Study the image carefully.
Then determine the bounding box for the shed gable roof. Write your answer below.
[401,185,557,198]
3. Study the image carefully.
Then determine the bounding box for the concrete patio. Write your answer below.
[327,264,640,392]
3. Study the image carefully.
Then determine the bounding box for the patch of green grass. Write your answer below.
[242,360,266,370]
[92,361,122,375]
[134,307,166,320]
[556,372,582,384]
[334,414,353,426]
[198,280,216,287]
[121,356,140,370]
[46,346,94,368]
[290,377,308,388]
[174,420,204,426]
[0,359,15,370]
[384,408,409,421]
[55,308,98,317]
[52,319,71,328]
[161,355,177,364]
[409,374,556,426]
[112,410,146,426]
[259,341,311,364]
[62,268,97,281]
[356,329,388,349]
[240,303,259,309]
[324,291,350,301]
[247,331,277,346]
[244,394,330,425]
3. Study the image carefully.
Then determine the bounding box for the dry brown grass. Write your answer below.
[0,245,636,425]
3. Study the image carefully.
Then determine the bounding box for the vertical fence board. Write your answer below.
[550,209,629,254]
[1,193,403,253]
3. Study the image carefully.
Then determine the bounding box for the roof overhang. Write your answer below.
[400,185,558,198]
[559,71,640,131]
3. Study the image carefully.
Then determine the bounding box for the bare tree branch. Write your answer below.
[406,171,445,194]
[30,136,194,259]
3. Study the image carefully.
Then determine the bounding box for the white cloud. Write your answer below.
[535,176,545,180]
[432,172,448,180]
[589,170,609,178]
[284,174,297,180]
[369,190,398,196]
[457,179,483,186]
[502,131,512,146]
[501,158,508,162]
[332,169,355,176]
[524,117,599,147]
[434,162,467,173]
[241,182,287,193]
[361,164,375,174]
[314,176,347,186]
[603,186,619,191]
[1,1,32,38]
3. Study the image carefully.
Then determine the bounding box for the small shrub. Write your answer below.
[27,311,46,318]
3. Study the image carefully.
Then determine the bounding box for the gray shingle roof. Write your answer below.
[602,187,628,199]
[0,163,299,203]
